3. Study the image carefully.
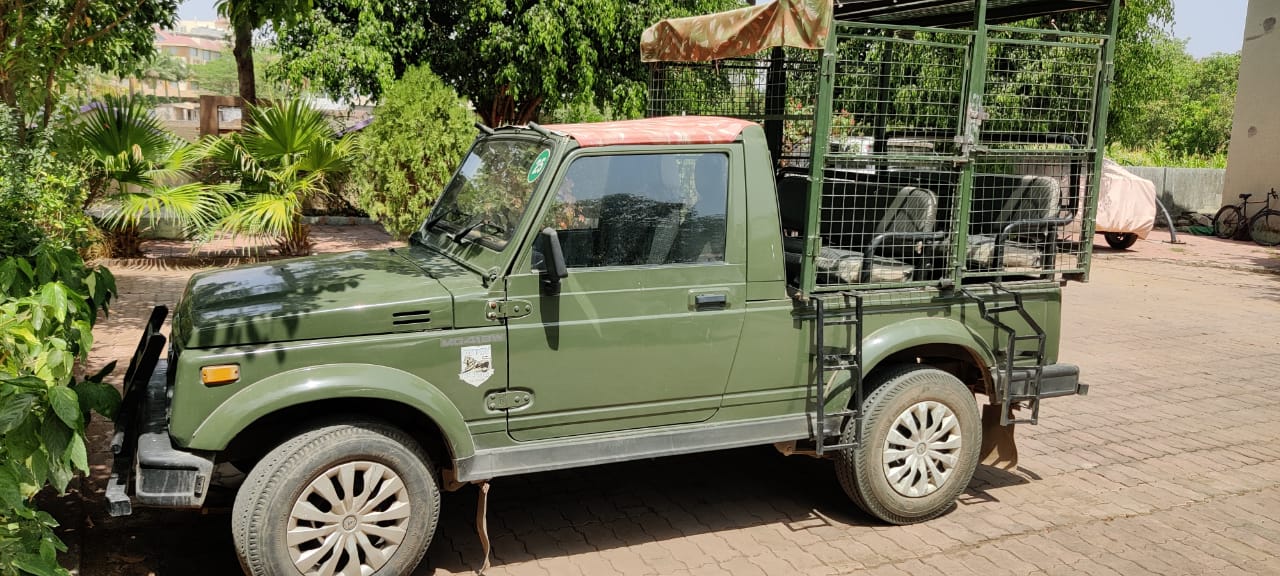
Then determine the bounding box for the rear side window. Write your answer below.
[541,153,729,268]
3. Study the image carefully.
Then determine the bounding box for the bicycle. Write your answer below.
[1213,188,1280,246]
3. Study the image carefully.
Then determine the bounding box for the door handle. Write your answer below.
[694,293,728,310]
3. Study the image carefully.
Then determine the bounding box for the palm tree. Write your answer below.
[206,99,354,255]
[77,95,230,256]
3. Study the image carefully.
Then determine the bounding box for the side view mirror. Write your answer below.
[538,227,568,294]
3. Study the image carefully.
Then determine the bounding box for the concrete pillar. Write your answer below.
[1224,0,1280,217]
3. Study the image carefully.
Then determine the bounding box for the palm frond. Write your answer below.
[217,192,301,240]
[103,182,234,235]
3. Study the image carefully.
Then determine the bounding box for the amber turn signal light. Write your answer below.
[200,364,240,386]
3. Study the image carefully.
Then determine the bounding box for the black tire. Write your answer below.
[1249,210,1280,247]
[1103,232,1139,250]
[1213,205,1244,240]
[232,422,439,576]
[834,365,981,525]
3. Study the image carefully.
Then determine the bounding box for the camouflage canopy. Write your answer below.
[640,0,832,63]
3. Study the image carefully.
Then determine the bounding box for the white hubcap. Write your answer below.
[882,401,962,497]
[287,461,411,576]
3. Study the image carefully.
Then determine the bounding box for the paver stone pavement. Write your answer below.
[58,228,1280,575]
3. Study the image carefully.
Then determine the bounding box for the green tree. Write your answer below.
[273,0,741,126]
[1096,0,1176,148]
[206,100,356,255]
[352,66,475,239]
[191,50,281,98]
[0,0,179,136]
[215,0,312,105]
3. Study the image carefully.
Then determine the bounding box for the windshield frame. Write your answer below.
[416,132,564,274]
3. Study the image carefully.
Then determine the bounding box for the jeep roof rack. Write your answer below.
[833,0,1112,27]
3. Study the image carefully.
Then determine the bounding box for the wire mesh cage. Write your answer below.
[645,10,1113,292]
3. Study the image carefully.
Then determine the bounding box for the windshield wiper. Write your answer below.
[451,219,503,245]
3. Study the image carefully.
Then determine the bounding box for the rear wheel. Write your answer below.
[1249,210,1280,247]
[835,365,981,525]
[232,422,439,576]
[1213,205,1244,239]
[1103,232,1139,250]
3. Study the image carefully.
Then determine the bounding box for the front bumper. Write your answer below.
[106,336,215,517]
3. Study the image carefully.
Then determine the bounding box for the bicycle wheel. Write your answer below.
[1249,210,1280,246]
[1213,205,1244,239]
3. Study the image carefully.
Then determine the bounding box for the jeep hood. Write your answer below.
[175,249,458,348]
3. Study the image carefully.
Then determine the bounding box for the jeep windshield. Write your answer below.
[423,137,550,251]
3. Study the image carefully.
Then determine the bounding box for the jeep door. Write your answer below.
[504,147,747,441]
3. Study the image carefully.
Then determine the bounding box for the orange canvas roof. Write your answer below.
[544,116,757,148]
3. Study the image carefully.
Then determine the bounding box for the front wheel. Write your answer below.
[1249,210,1280,247]
[232,423,440,576]
[835,365,981,525]
[1213,205,1244,240]
[1103,232,1139,250]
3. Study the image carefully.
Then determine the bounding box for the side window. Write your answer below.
[540,153,728,268]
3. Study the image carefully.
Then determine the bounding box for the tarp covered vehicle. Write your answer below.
[1096,159,1158,249]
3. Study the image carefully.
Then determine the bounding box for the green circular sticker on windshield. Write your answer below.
[527,149,551,183]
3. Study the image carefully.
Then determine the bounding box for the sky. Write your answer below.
[178,0,1250,58]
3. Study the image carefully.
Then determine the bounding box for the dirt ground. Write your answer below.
[58,229,1280,575]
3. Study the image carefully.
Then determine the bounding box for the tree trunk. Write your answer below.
[232,18,256,105]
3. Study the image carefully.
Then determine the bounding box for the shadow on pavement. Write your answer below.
[78,445,1038,575]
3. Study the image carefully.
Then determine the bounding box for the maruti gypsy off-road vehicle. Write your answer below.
[108,0,1121,573]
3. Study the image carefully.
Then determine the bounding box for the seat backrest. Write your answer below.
[876,186,938,235]
[972,174,1061,235]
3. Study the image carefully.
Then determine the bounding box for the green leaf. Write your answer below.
[0,393,37,433]
[67,434,88,473]
[2,376,47,390]
[0,466,24,508]
[29,448,49,487]
[46,457,73,493]
[8,417,42,460]
[48,386,81,429]
[39,416,72,462]
[13,552,64,576]
[71,380,120,419]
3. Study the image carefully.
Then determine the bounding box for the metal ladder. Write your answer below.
[812,291,864,455]
[961,283,1047,425]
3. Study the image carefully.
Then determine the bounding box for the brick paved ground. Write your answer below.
[69,229,1280,575]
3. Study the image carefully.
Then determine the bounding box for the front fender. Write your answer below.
[187,363,475,460]
[862,316,996,376]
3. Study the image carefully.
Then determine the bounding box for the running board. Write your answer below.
[454,414,833,482]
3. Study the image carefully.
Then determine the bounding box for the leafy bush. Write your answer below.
[352,65,475,239]
[0,110,93,258]
[1,244,117,576]
[1107,144,1228,169]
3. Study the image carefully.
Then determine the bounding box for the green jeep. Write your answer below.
[108,0,1120,574]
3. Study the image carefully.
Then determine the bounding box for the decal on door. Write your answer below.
[459,345,494,387]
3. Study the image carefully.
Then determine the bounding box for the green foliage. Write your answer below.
[216,0,313,103]
[273,0,741,125]
[1107,144,1228,169]
[206,100,356,254]
[0,106,92,258]
[0,244,117,576]
[0,0,179,133]
[191,50,285,99]
[75,95,231,257]
[351,66,475,239]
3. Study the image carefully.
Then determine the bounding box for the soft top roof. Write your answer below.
[641,0,1112,63]
[544,116,757,148]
